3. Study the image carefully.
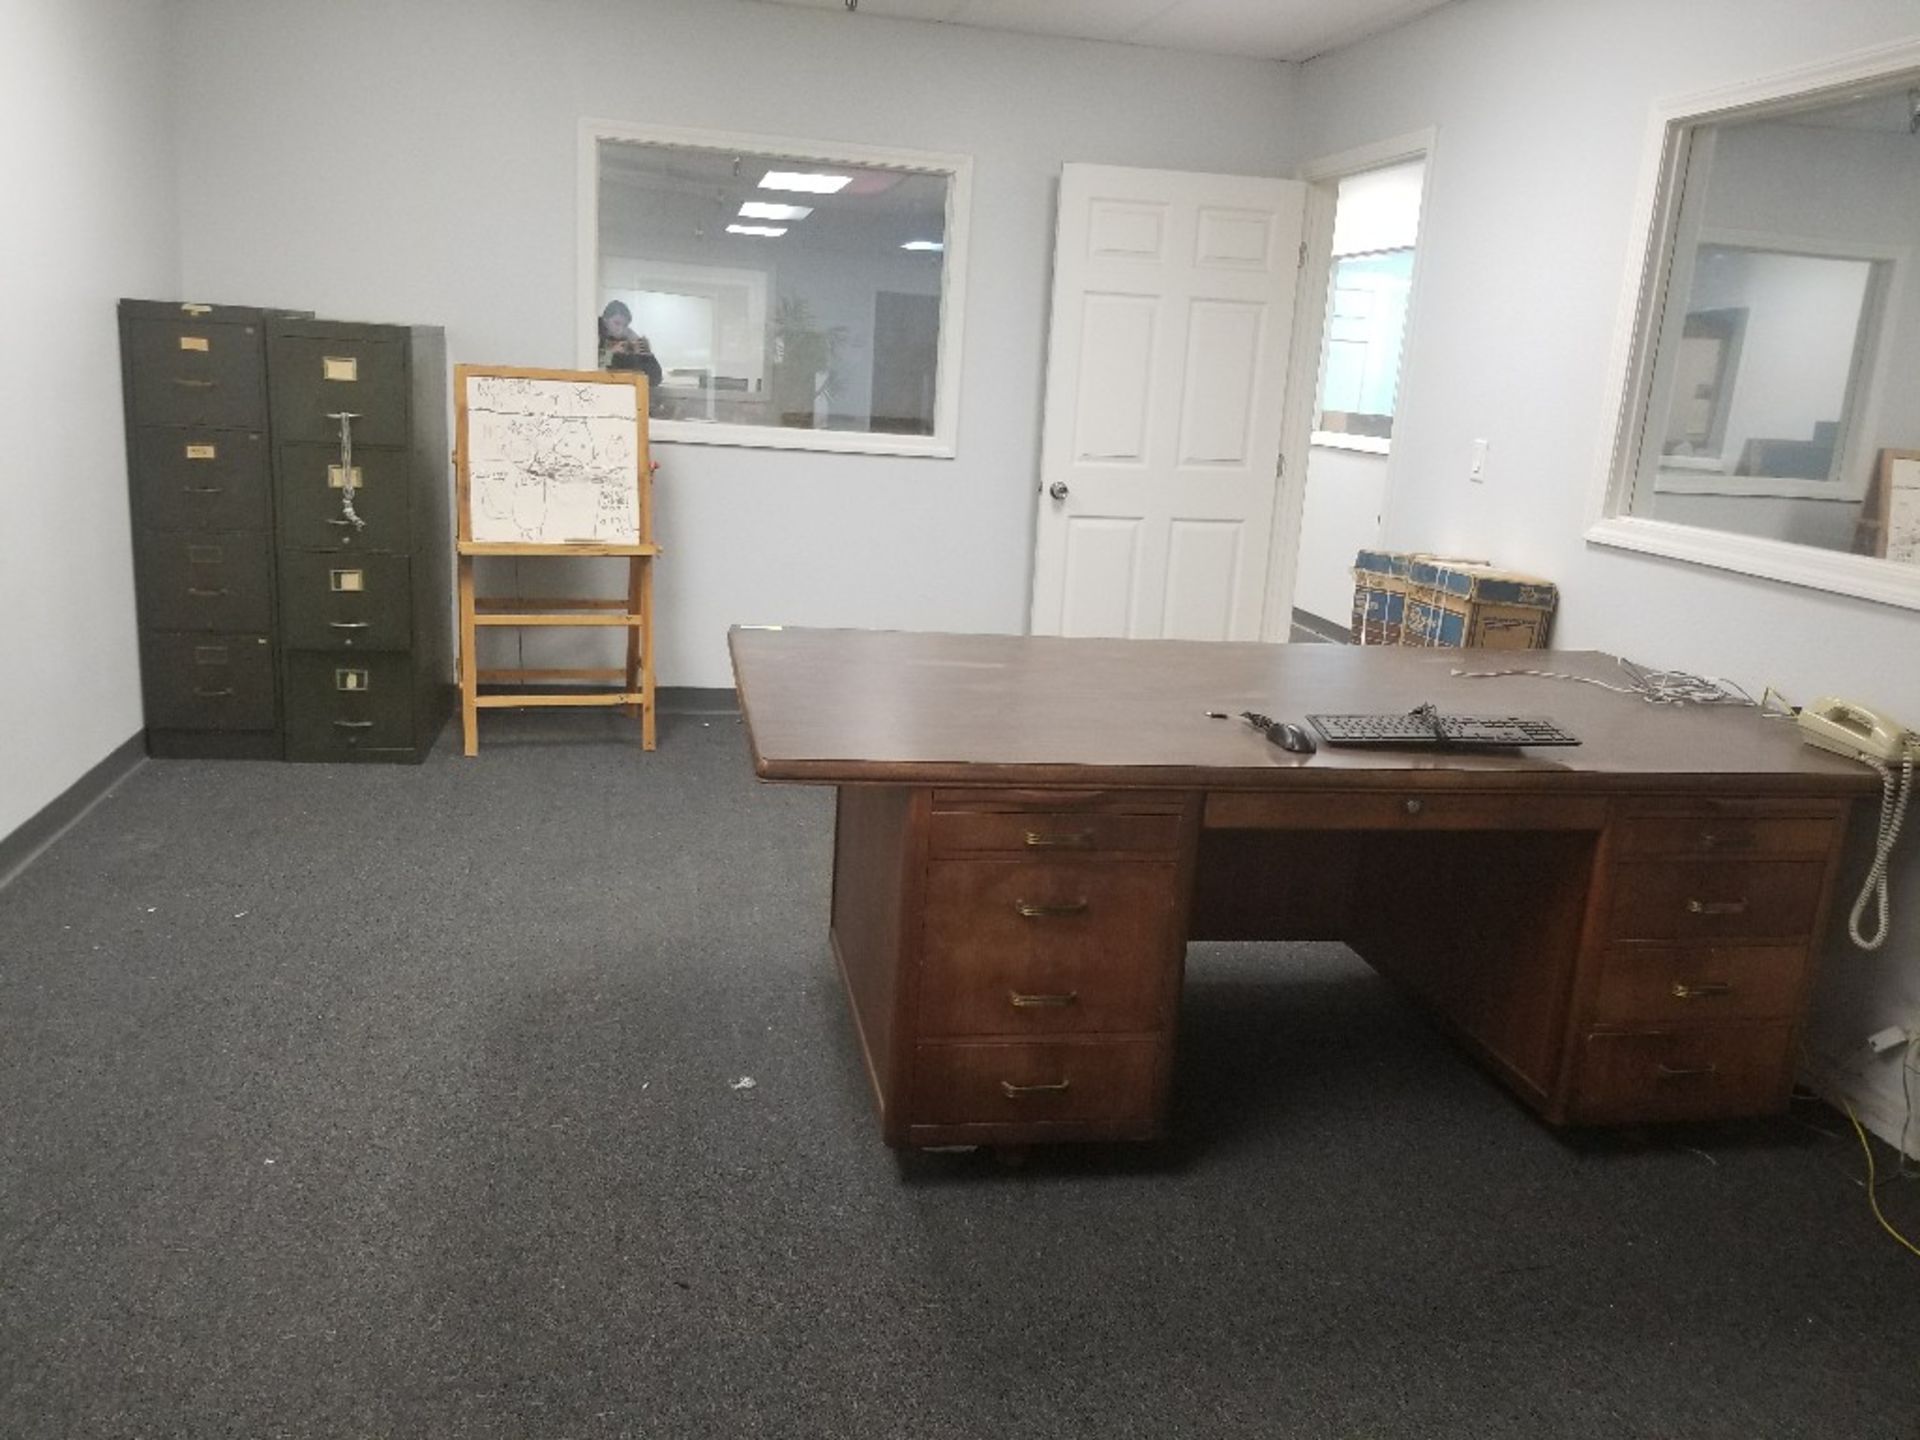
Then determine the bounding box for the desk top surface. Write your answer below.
[729,627,1876,795]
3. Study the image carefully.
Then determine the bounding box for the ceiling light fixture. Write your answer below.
[759,171,853,195]
[727,224,788,238]
[739,201,814,221]
[900,240,944,252]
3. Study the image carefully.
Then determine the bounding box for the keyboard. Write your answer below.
[1307,709,1581,749]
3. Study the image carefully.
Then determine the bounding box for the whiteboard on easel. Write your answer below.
[460,369,643,546]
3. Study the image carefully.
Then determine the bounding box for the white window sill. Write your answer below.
[1650,467,1862,502]
[1310,431,1392,456]
[1585,513,1920,611]
[650,417,955,459]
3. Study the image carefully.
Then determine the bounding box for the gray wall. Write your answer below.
[170,0,1301,687]
[0,0,180,840]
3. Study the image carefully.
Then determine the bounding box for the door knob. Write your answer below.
[1047,481,1070,501]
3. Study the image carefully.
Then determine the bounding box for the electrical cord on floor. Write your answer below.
[1846,1102,1920,1260]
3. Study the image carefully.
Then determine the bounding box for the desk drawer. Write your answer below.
[1591,944,1809,1025]
[929,810,1182,857]
[1614,811,1840,860]
[912,1038,1163,1129]
[920,860,1179,1037]
[1607,860,1827,942]
[1204,791,1608,832]
[1570,1024,1794,1123]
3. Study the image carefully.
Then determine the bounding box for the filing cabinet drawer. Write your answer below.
[282,651,417,759]
[133,428,269,532]
[267,329,409,446]
[920,861,1179,1037]
[1606,859,1827,942]
[140,632,276,732]
[1590,943,1809,1025]
[1614,810,1840,860]
[125,317,266,427]
[137,535,272,632]
[929,810,1183,857]
[912,1037,1164,1131]
[277,552,413,651]
[275,443,410,552]
[1570,1024,1795,1123]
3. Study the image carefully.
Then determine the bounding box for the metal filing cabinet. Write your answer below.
[266,319,451,763]
[119,300,291,759]
[118,302,452,763]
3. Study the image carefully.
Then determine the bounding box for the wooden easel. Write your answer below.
[453,366,659,755]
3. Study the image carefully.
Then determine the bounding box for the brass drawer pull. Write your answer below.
[1009,991,1079,1009]
[1014,899,1089,919]
[324,517,356,527]
[182,485,224,495]
[1403,797,1424,816]
[1024,829,1094,849]
[1655,1063,1719,1081]
[1670,981,1733,1000]
[192,687,236,699]
[328,621,371,630]
[1686,898,1748,916]
[333,719,376,730]
[186,586,230,597]
[1000,1079,1071,1099]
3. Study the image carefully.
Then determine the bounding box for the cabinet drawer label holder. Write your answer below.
[329,568,365,593]
[323,356,359,382]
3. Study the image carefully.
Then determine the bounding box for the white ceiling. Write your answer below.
[747,0,1456,64]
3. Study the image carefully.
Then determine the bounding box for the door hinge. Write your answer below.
[1298,241,1308,269]
[1276,452,1286,478]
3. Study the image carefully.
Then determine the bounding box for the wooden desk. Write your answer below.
[730,628,1877,1149]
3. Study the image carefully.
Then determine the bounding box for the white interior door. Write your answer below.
[1030,164,1307,639]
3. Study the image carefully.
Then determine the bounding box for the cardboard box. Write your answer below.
[1402,558,1557,649]
[1348,549,1412,645]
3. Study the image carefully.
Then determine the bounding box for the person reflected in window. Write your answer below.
[597,301,664,405]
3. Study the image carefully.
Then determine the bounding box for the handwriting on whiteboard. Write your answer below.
[466,376,639,545]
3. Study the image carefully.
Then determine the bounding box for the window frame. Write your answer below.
[579,118,973,459]
[1585,37,1920,611]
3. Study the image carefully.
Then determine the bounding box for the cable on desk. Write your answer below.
[1449,655,1758,707]
[1846,1101,1920,1260]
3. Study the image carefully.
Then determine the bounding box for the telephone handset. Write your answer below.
[1799,697,1918,951]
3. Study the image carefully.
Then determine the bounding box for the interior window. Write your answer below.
[592,131,964,452]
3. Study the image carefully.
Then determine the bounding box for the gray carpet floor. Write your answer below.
[2,714,1917,1438]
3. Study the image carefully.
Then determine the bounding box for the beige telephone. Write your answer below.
[1799,698,1918,951]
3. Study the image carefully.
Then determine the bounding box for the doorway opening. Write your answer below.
[1273,141,1430,645]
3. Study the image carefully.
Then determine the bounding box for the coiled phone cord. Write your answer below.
[1850,749,1915,951]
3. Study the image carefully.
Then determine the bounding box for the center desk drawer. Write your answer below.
[278,553,413,650]
[919,860,1181,1036]
[1607,859,1828,942]
[930,810,1182,856]
[912,1038,1163,1131]
[1204,791,1609,831]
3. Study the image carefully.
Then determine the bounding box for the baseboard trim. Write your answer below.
[0,732,147,892]
[658,686,739,715]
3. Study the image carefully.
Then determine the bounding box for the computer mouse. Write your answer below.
[1270,721,1317,755]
